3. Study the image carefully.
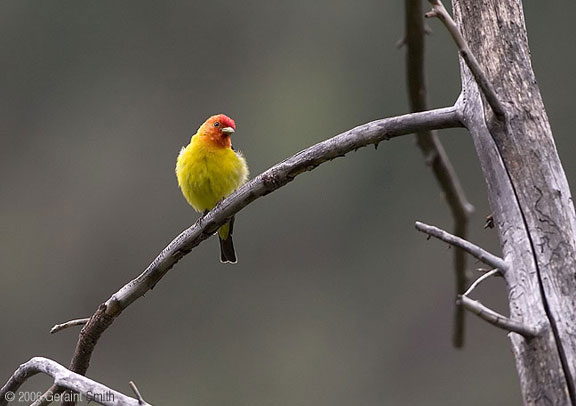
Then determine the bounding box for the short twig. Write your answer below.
[463,269,500,297]
[457,296,539,338]
[50,318,90,334]
[29,385,59,406]
[396,36,406,49]
[425,0,507,122]
[415,221,507,271]
[0,357,151,406]
[128,382,147,406]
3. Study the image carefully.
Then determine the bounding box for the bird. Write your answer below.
[176,114,249,263]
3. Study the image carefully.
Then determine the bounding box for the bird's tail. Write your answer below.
[218,217,237,264]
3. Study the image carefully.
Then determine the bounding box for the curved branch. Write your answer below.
[463,268,500,297]
[404,0,473,348]
[0,357,150,406]
[61,106,463,392]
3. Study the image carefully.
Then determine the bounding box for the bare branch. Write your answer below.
[128,382,146,406]
[0,357,150,406]
[463,269,500,297]
[415,221,507,271]
[425,0,507,122]
[404,0,473,348]
[57,106,463,400]
[457,296,539,339]
[50,318,89,334]
[29,386,59,406]
[459,268,536,338]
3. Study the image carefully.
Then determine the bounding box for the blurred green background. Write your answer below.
[1,1,574,405]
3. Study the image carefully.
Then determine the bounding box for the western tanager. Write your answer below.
[176,114,249,263]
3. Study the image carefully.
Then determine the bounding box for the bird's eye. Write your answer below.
[214,122,220,127]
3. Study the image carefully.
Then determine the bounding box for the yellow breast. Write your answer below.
[176,135,249,212]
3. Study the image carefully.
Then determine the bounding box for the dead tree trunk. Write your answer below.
[453,1,576,404]
[6,2,573,405]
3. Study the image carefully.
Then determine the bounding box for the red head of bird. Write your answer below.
[197,114,236,148]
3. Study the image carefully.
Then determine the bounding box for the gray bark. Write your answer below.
[30,1,576,404]
[0,358,149,406]
[453,0,576,404]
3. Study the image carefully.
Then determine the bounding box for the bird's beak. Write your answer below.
[221,127,235,135]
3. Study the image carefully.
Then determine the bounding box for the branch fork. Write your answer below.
[425,0,507,123]
[0,358,151,406]
[416,221,538,339]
